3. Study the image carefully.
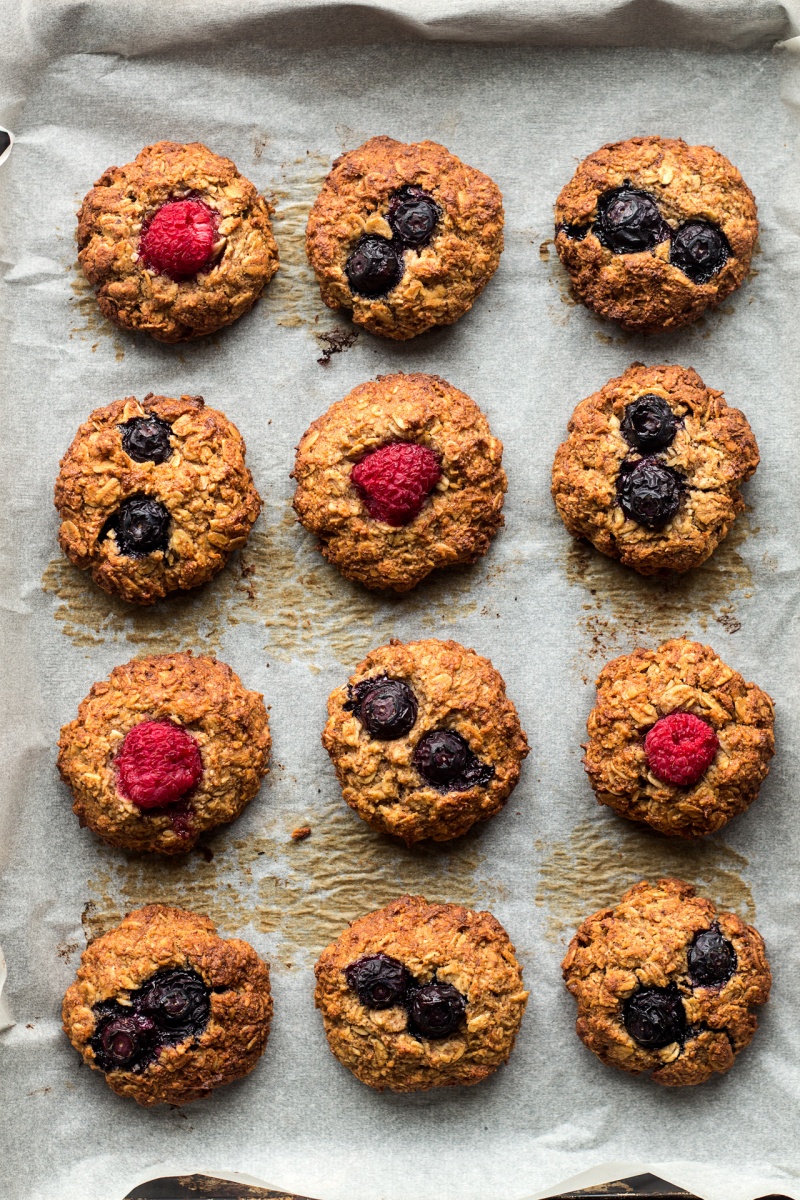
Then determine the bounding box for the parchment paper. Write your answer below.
[3,4,800,1199]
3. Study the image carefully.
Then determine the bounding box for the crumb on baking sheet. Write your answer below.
[291,825,312,841]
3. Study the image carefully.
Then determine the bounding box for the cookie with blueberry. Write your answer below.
[554,136,757,333]
[55,392,261,604]
[77,141,279,342]
[551,363,759,575]
[62,904,272,1106]
[292,373,506,592]
[562,878,771,1086]
[305,136,503,339]
[585,638,774,838]
[315,895,528,1092]
[322,638,528,844]
[58,652,270,854]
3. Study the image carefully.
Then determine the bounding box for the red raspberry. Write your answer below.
[116,721,203,809]
[350,442,441,526]
[644,712,719,787]
[139,199,218,280]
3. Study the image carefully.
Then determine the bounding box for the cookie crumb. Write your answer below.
[316,327,358,365]
[291,825,312,841]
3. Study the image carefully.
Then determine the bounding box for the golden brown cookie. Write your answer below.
[315,895,528,1092]
[62,904,272,1106]
[306,136,503,339]
[58,652,271,855]
[554,136,757,333]
[562,879,771,1086]
[585,638,774,838]
[77,141,279,342]
[292,373,506,592]
[551,363,759,575]
[55,392,261,605]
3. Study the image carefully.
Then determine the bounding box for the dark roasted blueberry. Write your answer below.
[616,457,683,530]
[91,1011,156,1071]
[120,415,173,464]
[139,968,211,1033]
[344,953,412,1009]
[623,985,686,1049]
[407,981,466,1039]
[345,235,403,296]
[670,221,730,283]
[344,675,418,740]
[387,186,441,248]
[621,395,678,453]
[101,495,170,556]
[412,729,494,792]
[560,221,591,241]
[595,186,670,254]
[688,924,737,987]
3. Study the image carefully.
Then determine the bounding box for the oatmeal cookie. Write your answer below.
[292,373,506,591]
[585,638,774,838]
[315,895,528,1092]
[55,392,261,605]
[77,141,278,342]
[551,363,759,575]
[306,136,503,339]
[58,652,270,855]
[63,904,272,1106]
[562,878,771,1086]
[554,136,757,333]
[322,638,528,844]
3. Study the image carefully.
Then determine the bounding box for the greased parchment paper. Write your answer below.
[3,3,800,1199]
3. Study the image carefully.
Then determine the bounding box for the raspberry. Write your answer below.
[116,720,203,809]
[644,712,719,787]
[350,442,441,526]
[139,199,218,280]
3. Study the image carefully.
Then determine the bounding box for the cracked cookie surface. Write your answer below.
[562,878,771,1086]
[306,136,503,339]
[78,141,278,342]
[62,904,272,1106]
[315,895,528,1092]
[58,652,271,854]
[585,638,774,838]
[551,363,759,575]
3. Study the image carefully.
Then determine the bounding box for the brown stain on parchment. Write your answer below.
[263,154,333,330]
[69,270,126,362]
[535,816,755,945]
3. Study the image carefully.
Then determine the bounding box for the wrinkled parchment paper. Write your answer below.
[3,4,800,1199]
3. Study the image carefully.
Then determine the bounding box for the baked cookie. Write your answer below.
[292,373,506,591]
[306,136,503,339]
[55,392,261,605]
[77,141,279,342]
[63,904,272,1106]
[562,878,771,1086]
[551,363,759,575]
[322,638,528,844]
[315,895,528,1092]
[58,652,270,854]
[585,638,774,838]
[554,136,757,333]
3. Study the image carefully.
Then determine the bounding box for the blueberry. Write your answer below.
[91,1011,156,1071]
[688,924,737,987]
[407,981,466,1039]
[344,675,418,740]
[560,221,591,241]
[413,730,495,792]
[670,221,730,283]
[387,186,441,248]
[90,967,213,1074]
[621,395,678,453]
[595,186,670,254]
[345,235,403,296]
[102,495,170,556]
[623,985,686,1049]
[139,968,211,1033]
[616,457,683,530]
[344,953,412,1009]
[120,415,173,464]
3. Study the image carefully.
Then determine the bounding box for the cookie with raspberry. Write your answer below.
[62,904,272,1106]
[292,373,506,591]
[315,895,528,1092]
[323,638,528,843]
[562,878,771,1086]
[58,652,270,854]
[585,638,774,838]
[55,392,261,605]
[554,136,757,333]
[78,141,279,342]
[551,362,759,575]
[306,136,503,339]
